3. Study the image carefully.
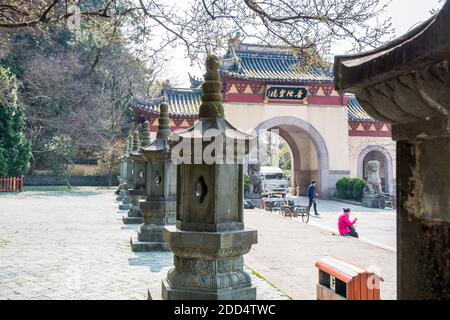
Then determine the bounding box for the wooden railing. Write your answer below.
[0,176,24,192]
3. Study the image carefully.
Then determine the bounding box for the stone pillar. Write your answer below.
[131,106,176,252]
[119,136,133,210]
[162,55,257,300]
[123,130,146,224]
[395,122,450,299]
[334,2,450,298]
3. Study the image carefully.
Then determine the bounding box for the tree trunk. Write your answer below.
[65,176,72,189]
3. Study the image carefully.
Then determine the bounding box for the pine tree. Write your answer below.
[0,65,31,177]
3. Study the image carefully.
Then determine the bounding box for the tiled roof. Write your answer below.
[132,88,201,116]
[347,96,375,121]
[220,43,333,82]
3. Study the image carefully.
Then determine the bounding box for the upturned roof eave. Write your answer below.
[334,4,449,92]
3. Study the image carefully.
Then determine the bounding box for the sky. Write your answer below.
[162,0,443,87]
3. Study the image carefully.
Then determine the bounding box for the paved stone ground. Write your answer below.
[0,187,288,300]
[265,197,396,250]
[244,207,396,300]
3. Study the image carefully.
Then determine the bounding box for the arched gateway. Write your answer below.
[132,39,396,198]
[253,116,330,197]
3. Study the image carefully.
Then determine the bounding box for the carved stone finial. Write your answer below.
[198,54,224,119]
[157,103,171,139]
[128,135,134,154]
[123,139,129,155]
[132,130,140,152]
[142,121,151,147]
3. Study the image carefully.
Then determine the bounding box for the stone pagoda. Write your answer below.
[162,55,258,300]
[131,103,176,252]
[123,126,150,224]
[116,139,130,201]
[119,136,133,211]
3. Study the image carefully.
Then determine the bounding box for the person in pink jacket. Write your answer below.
[338,208,359,238]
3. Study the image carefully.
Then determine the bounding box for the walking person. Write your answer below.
[338,208,359,238]
[307,180,319,216]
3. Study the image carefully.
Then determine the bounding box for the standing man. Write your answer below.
[308,180,319,216]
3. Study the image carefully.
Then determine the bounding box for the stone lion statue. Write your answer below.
[364,160,382,194]
[248,163,262,195]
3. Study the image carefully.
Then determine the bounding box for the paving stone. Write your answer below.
[0,187,288,300]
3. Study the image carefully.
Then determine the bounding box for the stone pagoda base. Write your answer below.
[245,193,262,208]
[162,280,256,300]
[123,216,144,224]
[130,238,169,252]
[362,193,379,208]
[116,189,127,201]
[161,226,257,300]
[130,199,175,252]
[123,189,145,224]
[119,194,132,210]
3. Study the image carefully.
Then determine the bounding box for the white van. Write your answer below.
[260,166,289,197]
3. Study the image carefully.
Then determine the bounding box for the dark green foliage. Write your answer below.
[335,177,350,199]
[352,178,367,201]
[335,177,367,201]
[277,143,291,171]
[1,26,155,172]
[0,65,31,177]
[244,174,250,194]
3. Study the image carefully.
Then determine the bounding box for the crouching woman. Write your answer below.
[338,208,359,238]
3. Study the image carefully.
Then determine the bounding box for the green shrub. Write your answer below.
[336,177,350,199]
[352,178,367,201]
[335,177,367,201]
[244,174,250,194]
[346,179,357,199]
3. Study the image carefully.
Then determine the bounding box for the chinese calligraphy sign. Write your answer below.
[265,86,308,101]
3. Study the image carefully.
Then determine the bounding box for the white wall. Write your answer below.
[224,103,350,172]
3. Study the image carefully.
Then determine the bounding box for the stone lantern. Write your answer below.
[123,125,151,224]
[130,103,176,252]
[119,136,134,211]
[116,139,130,201]
[162,55,258,300]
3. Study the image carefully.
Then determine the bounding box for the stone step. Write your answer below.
[122,216,144,225]
[119,204,132,210]
[129,237,170,252]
